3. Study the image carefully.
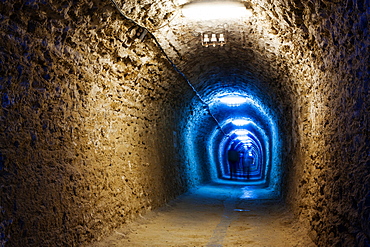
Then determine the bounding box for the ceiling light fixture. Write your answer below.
[232,119,250,126]
[182,1,252,21]
[218,95,247,106]
[202,33,225,47]
[234,130,249,136]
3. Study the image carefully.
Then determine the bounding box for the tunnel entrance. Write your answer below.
[223,127,266,182]
[208,93,274,187]
[182,84,283,199]
[214,96,268,182]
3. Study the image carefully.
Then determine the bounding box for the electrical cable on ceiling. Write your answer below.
[108,0,230,139]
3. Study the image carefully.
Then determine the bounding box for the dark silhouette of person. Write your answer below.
[227,148,239,179]
[243,150,254,180]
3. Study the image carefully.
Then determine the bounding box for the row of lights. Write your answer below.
[201,33,225,47]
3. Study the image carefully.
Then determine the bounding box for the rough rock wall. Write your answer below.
[249,0,369,245]
[0,0,191,246]
[112,0,177,31]
[179,97,215,185]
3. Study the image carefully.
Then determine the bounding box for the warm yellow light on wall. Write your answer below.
[182,1,252,21]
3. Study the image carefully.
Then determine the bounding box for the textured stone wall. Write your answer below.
[113,0,177,31]
[248,0,369,245]
[0,0,369,246]
[0,0,192,246]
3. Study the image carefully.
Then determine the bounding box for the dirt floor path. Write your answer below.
[91,182,315,247]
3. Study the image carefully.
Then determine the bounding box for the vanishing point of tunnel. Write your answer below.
[0,0,369,246]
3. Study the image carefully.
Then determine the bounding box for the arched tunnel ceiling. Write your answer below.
[111,0,301,95]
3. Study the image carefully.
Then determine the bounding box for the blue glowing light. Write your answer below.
[237,136,252,142]
[232,119,251,126]
[233,129,249,136]
[218,95,247,106]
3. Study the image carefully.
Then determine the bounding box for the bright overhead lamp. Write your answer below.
[233,130,249,136]
[237,136,251,141]
[218,95,247,106]
[182,1,252,21]
[232,119,250,126]
[177,0,189,5]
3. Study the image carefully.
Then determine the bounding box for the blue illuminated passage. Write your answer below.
[215,118,269,184]
[224,129,265,181]
[206,91,279,190]
[182,85,282,199]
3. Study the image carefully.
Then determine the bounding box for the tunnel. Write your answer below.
[0,0,369,246]
[183,75,282,192]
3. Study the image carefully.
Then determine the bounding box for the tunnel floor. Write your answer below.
[91,183,315,247]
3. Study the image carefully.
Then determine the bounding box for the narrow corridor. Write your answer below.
[0,0,368,246]
[92,182,314,247]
